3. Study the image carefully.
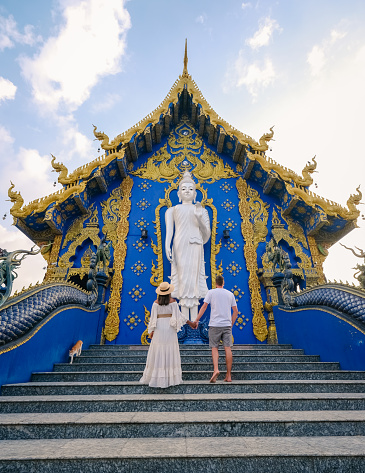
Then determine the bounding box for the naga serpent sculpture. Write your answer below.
[0,245,47,308]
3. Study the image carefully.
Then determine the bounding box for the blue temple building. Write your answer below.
[1,43,365,386]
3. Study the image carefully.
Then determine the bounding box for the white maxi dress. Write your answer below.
[139,301,188,388]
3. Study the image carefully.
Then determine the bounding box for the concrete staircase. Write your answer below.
[1,344,365,472]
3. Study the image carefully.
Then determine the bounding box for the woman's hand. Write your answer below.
[149,331,154,339]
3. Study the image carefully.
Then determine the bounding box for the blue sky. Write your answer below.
[1,0,365,290]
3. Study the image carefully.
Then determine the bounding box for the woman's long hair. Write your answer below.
[157,294,170,306]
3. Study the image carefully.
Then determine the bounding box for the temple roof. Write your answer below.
[7,41,361,247]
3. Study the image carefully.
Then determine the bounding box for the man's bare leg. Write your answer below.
[210,347,220,383]
[224,346,233,382]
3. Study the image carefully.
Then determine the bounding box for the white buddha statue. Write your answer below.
[165,171,211,320]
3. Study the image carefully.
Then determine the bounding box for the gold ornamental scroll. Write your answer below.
[43,235,62,282]
[236,178,268,342]
[104,176,133,341]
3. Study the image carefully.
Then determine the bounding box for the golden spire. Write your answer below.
[183,38,188,77]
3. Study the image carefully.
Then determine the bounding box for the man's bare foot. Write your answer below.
[223,377,232,382]
[210,371,220,383]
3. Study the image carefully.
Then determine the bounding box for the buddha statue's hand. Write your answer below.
[165,246,173,262]
[194,202,203,219]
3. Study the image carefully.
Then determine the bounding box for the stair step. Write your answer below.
[82,348,305,356]
[1,410,365,440]
[88,344,294,350]
[30,369,365,383]
[0,436,364,472]
[4,379,365,396]
[72,354,320,363]
[1,393,365,414]
[52,361,340,372]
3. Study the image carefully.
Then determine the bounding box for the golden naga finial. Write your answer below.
[298,156,317,187]
[346,185,362,218]
[51,154,69,184]
[7,181,24,216]
[183,38,189,77]
[93,124,112,150]
[257,126,274,151]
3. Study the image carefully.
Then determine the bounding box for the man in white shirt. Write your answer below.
[193,275,238,383]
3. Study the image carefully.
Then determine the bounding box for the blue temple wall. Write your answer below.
[274,305,365,370]
[0,305,103,391]
[57,123,314,346]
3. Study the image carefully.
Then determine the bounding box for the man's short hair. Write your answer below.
[216,275,224,286]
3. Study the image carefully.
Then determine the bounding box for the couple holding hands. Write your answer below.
[140,275,238,388]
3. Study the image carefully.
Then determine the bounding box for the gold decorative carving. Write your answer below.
[51,142,123,186]
[262,208,312,271]
[236,178,268,342]
[286,184,362,221]
[43,235,62,282]
[8,179,88,219]
[100,187,124,247]
[264,302,278,345]
[131,122,238,185]
[129,284,146,302]
[123,311,142,330]
[150,193,169,287]
[308,236,328,284]
[235,311,250,330]
[224,239,239,253]
[103,176,133,341]
[280,211,308,249]
[141,305,151,345]
[247,152,317,188]
[226,261,242,276]
[58,205,100,270]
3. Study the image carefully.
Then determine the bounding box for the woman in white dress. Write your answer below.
[139,281,195,388]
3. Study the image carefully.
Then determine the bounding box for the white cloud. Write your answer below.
[0,14,41,50]
[20,0,131,113]
[307,45,326,76]
[0,124,14,145]
[241,3,252,9]
[0,145,55,208]
[0,77,17,102]
[246,17,281,50]
[307,28,347,76]
[230,55,276,97]
[195,15,206,24]
[256,38,365,284]
[91,92,121,113]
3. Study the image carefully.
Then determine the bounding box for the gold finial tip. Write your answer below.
[183,38,188,75]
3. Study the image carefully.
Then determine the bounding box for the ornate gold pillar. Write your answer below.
[103,176,133,342]
[236,178,268,342]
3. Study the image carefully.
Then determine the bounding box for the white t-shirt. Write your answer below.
[204,288,237,327]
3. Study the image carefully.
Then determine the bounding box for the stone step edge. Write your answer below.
[34,369,349,375]
[7,379,365,388]
[88,344,293,348]
[1,392,365,402]
[0,436,364,460]
[53,361,339,367]
[1,410,365,425]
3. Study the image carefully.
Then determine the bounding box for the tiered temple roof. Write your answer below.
[7,41,361,248]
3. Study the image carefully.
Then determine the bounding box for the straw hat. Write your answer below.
[156,281,174,295]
